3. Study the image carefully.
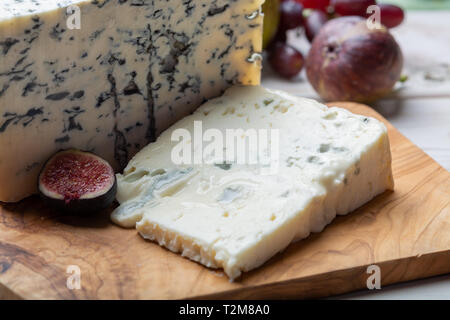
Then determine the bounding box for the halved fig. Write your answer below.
[38,149,117,214]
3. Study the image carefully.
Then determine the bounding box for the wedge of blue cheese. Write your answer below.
[0,0,263,202]
[112,86,394,280]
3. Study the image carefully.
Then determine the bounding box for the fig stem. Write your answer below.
[399,74,409,83]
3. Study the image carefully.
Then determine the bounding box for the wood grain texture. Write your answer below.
[0,102,449,300]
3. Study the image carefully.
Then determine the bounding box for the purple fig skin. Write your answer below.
[306,16,403,103]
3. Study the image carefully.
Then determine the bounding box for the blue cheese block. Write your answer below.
[112,86,394,280]
[0,0,263,202]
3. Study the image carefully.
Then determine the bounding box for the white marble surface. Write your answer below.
[373,97,450,170]
[262,11,450,299]
[335,274,450,300]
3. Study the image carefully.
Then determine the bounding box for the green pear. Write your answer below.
[262,0,280,49]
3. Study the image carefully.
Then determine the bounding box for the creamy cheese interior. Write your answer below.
[0,1,82,21]
[111,86,394,280]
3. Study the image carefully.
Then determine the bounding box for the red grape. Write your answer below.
[379,4,404,28]
[274,29,288,43]
[269,43,305,79]
[332,0,377,17]
[265,29,287,50]
[279,0,304,32]
[304,10,329,42]
[298,0,330,13]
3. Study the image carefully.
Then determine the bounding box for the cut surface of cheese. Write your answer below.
[112,86,394,280]
[0,0,263,202]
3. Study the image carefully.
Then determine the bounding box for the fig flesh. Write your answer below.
[38,149,116,214]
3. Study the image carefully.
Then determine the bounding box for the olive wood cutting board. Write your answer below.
[0,102,449,300]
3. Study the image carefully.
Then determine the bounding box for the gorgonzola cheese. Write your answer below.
[0,0,263,202]
[112,86,394,280]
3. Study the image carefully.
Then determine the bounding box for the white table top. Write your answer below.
[262,10,450,299]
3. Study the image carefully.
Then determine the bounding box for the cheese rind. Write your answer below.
[112,86,394,280]
[0,0,263,202]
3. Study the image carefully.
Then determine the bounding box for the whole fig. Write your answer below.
[306,16,403,103]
